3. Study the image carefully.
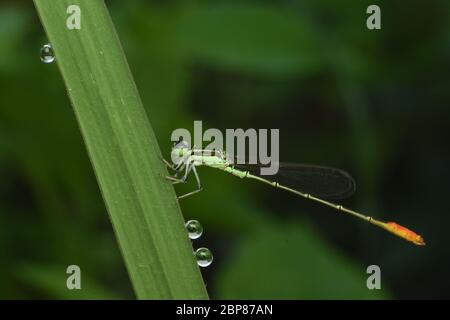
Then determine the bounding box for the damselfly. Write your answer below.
[163,140,425,246]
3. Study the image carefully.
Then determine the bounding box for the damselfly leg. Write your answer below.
[162,151,203,199]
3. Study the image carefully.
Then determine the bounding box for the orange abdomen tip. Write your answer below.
[384,222,425,246]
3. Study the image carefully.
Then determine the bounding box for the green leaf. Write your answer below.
[33,0,208,299]
[216,220,389,299]
[176,3,323,77]
[0,6,29,72]
[16,264,122,300]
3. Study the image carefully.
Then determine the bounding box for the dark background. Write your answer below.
[0,0,448,299]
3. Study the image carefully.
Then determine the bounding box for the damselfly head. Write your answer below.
[171,138,190,165]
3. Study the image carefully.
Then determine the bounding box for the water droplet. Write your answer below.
[195,247,213,267]
[40,44,55,63]
[185,220,203,240]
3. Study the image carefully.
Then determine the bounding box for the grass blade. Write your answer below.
[33,0,208,299]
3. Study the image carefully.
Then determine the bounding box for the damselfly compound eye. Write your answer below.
[40,44,55,64]
[173,140,189,150]
[185,220,203,240]
[195,247,213,267]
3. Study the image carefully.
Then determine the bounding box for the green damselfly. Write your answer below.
[163,140,424,246]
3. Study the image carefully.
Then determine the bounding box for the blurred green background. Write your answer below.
[0,0,449,299]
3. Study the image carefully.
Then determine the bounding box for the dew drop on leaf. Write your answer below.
[40,44,55,64]
[185,220,203,240]
[195,247,213,267]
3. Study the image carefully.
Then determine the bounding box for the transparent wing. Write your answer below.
[234,162,356,199]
